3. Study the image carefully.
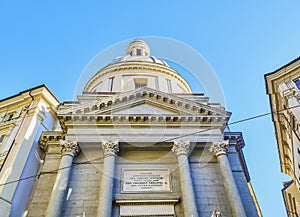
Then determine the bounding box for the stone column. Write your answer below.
[97,140,119,217]
[172,140,198,217]
[46,140,80,217]
[209,140,247,217]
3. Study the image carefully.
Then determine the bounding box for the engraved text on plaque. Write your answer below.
[122,169,171,193]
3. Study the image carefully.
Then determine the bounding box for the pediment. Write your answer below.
[58,87,230,118]
[95,97,197,116]
[112,103,179,115]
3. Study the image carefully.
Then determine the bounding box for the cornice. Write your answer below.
[224,132,250,182]
[265,59,300,95]
[224,132,245,150]
[0,122,16,132]
[57,89,230,133]
[0,85,59,108]
[58,87,229,117]
[39,131,65,152]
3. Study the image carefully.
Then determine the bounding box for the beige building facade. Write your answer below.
[0,85,60,216]
[266,57,300,217]
[0,39,261,216]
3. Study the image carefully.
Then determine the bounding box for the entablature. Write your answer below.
[39,131,65,152]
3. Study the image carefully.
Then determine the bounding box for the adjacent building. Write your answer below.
[0,39,261,216]
[265,57,300,217]
[0,85,60,216]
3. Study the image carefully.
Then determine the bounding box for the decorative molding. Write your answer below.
[84,61,191,93]
[209,140,229,157]
[58,87,229,117]
[60,140,80,157]
[57,88,230,133]
[102,140,119,156]
[36,109,46,121]
[171,140,190,156]
[39,131,65,151]
[224,132,245,150]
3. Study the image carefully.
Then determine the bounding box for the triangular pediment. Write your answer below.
[94,97,197,115]
[57,88,231,133]
[112,103,179,115]
[58,87,230,118]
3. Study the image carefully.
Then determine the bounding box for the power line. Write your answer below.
[0,103,299,187]
[0,158,102,187]
[228,103,300,126]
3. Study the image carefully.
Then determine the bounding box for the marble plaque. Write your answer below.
[122,169,171,193]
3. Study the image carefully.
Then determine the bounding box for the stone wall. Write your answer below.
[27,149,60,217]
[26,144,258,217]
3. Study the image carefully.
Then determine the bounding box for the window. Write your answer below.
[134,78,147,89]
[109,77,114,92]
[7,114,14,121]
[1,113,14,122]
[136,49,142,56]
[0,134,5,145]
[0,114,5,123]
[294,79,300,89]
[166,79,172,93]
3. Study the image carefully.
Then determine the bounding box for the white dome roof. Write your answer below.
[84,39,191,94]
[110,39,169,66]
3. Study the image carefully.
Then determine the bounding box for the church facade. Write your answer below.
[0,40,261,216]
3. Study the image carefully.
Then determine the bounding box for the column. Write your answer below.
[46,140,80,217]
[209,140,246,217]
[172,140,198,217]
[97,140,119,217]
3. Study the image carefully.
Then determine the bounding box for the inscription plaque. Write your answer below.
[122,169,171,193]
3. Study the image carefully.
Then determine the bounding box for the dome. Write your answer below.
[84,39,191,94]
[111,39,169,66]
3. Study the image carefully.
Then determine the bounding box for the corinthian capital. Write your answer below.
[60,140,80,157]
[209,140,229,157]
[172,140,190,156]
[102,140,119,156]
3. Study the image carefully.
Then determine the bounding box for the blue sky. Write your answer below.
[1,1,300,216]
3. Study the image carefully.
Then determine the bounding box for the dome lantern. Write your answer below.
[125,39,150,57]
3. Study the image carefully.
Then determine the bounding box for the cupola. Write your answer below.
[84,39,192,94]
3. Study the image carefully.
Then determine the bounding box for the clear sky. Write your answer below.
[1,1,300,216]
